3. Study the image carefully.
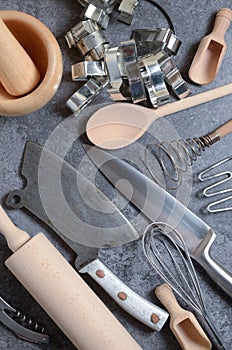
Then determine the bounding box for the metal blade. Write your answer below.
[85,146,211,255]
[6,142,140,259]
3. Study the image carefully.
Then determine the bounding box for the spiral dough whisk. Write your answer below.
[145,119,232,190]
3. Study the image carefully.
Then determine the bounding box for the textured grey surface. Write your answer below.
[0,0,232,349]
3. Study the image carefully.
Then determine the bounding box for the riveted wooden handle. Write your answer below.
[0,17,40,96]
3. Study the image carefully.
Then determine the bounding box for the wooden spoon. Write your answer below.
[86,82,232,149]
[0,16,40,96]
[155,284,212,350]
[189,8,232,85]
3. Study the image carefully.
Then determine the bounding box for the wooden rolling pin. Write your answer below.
[0,17,40,96]
[0,205,142,350]
[155,284,212,350]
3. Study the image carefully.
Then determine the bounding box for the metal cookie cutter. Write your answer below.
[82,3,110,29]
[77,30,109,61]
[118,0,139,25]
[198,156,232,213]
[140,53,169,108]
[72,61,106,81]
[0,295,49,344]
[121,39,146,103]
[78,0,118,14]
[65,19,99,48]
[65,19,109,60]
[158,53,191,99]
[132,28,181,56]
[66,77,108,113]
[104,47,128,100]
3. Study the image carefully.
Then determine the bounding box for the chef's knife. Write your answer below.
[85,146,232,298]
[6,141,168,331]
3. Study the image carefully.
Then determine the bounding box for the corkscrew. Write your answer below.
[145,119,232,190]
[0,295,49,344]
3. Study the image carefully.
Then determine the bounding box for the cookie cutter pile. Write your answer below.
[65,0,191,113]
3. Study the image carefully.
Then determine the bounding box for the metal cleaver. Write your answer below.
[85,145,232,298]
[6,141,168,331]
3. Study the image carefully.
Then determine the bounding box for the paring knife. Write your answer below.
[85,146,232,298]
[6,141,168,331]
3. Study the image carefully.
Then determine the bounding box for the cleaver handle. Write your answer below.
[79,258,169,331]
[194,231,232,298]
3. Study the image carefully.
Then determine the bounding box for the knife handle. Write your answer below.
[79,258,169,331]
[195,231,232,298]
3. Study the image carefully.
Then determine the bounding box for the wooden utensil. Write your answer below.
[155,284,212,350]
[189,8,232,85]
[0,10,63,117]
[0,16,40,96]
[0,205,142,350]
[86,82,232,149]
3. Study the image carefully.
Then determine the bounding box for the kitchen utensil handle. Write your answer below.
[79,258,169,331]
[213,8,232,38]
[195,231,232,298]
[155,283,183,318]
[0,17,40,96]
[0,206,30,252]
[216,119,232,138]
[157,83,232,118]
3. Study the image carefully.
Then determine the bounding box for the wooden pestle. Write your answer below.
[155,284,212,350]
[0,17,40,96]
[0,205,142,350]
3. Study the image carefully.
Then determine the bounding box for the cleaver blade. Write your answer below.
[6,141,168,331]
[85,145,232,298]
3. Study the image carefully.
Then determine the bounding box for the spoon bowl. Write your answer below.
[86,82,232,149]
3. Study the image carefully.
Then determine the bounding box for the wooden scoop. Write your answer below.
[155,284,211,350]
[189,8,232,85]
[0,16,40,96]
[86,82,232,149]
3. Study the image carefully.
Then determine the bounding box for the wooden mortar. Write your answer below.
[0,10,63,117]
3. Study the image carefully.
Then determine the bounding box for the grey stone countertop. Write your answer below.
[0,0,231,349]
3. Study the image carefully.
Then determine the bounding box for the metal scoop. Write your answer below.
[189,8,232,85]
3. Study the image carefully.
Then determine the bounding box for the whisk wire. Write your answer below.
[144,127,223,190]
[142,222,225,350]
[143,223,204,314]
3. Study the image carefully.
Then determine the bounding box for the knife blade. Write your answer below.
[6,141,168,331]
[85,145,232,298]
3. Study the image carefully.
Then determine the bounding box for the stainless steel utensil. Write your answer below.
[6,141,168,331]
[198,156,232,213]
[85,146,232,297]
[145,119,232,190]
